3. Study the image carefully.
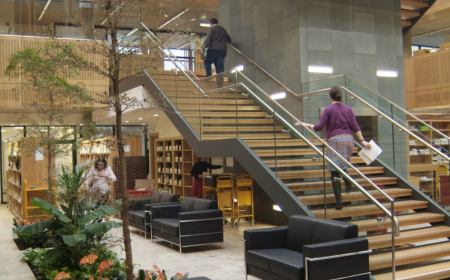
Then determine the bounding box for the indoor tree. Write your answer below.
[5,39,93,196]
[45,1,186,278]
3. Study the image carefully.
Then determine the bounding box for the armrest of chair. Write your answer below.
[128,198,153,211]
[303,237,368,258]
[303,238,370,280]
[144,201,180,211]
[243,227,288,251]
[179,209,223,221]
[150,204,181,219]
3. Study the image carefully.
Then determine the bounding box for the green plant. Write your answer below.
[13,217,51,249]
[14,162,122,270]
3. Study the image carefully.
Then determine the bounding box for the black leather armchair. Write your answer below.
[243,215,370,280]
[150,197,223,253]
[128,192,180,238]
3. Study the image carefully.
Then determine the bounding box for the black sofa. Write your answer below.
[243,215,370,280]
[150,197,224,253]
[128,192,180,238]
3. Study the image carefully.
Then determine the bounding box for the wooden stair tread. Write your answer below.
[245,139,324,147]
[255,147,359,157]
[201,126,283,132]
[276,167,384,180]
[369,242,450,270]
[178,105,261,111]
[299,188,412,205]
[286,177,398,192]
[181,112,267,118]
[264,156,364,167]
[312,200,428,219]
[374,260,450,280]
[200,134,292,140]
[351,213,445,232]
[366,226,450,250]
[187,119,274,125]
[176,99,254,105]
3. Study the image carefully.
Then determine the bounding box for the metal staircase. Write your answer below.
[118,40,450,279]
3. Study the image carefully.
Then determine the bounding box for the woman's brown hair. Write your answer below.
[329,86,342,102]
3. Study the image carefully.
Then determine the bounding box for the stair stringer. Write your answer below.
[118,73,313,218]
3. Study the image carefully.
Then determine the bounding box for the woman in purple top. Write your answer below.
[301,86,371,210]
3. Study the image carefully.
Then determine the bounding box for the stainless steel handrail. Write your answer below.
[228,45,298,96]
[342,87,450,163]
[143,28,199,80]
[344,75,450,143]
[229,44,450,144]
[237,74,399,280]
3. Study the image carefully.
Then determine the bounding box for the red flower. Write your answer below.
[54,271,71,280]
[80,254,98,265]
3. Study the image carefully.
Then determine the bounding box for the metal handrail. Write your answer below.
[142,28,200,80]
[342,87,450,163]
[228,45,298,96]
[229,44,450,144]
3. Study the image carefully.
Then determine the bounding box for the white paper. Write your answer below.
[358,140,382,165]
[226,157,234,167]
[409,140,416,146]
[35,147,44,161]
[123,145,130,152]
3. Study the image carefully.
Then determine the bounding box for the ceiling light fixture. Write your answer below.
[125,120,129,123]
[377,70,398,77]
[154,114,159,117]
[38,0,52,21]
[200,22,210,27]
[158,8,189,29]
[190,18,196,21]
[273,205,282,211]
[271,92,286,100]
[308,65,333,73]
[138,117,143,120]
[10,124,14,126]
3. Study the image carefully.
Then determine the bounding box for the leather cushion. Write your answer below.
[152,192,162,203]
[152,218,179,236]
[193,199,218,211]
[180,197,196,212]
[247,248,303,278]
[160,192,178,203]
[286,215,316,252]
[312,218,358,244]
[129,210,145,224]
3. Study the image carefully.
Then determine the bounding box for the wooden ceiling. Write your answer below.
[401,0,436,34]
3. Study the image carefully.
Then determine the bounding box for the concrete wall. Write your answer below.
[220,0,406,109]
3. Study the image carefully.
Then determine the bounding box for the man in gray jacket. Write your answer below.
[203,17,232,87]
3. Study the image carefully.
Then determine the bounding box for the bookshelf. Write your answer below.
[407,117,450,199]
[154,137,197,197]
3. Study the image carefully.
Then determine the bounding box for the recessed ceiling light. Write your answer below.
[200,22,210,27]
[14,127,23,129]
[190,18,195,21]
[142,123,146,125]
[138,117,143,120]
[154,114,159,117]
[164,14,168,17]
[10,124,14,126]
[125,120,129,123]
[79,123,83,126]
[1,130,5,132]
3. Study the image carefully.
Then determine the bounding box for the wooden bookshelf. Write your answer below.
[154,137,197,197]
[407,118,450,199]
[6,139,51,220]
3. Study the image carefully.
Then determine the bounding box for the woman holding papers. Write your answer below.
[300,86,371,210]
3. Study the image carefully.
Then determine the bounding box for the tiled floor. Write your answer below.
[0,204,271,279]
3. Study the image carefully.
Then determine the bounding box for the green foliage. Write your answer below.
[12,218,51,249]
[14,163,122,270]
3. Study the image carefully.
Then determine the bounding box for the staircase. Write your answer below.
[123,69,450,279]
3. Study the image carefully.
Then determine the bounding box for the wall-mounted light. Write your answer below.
[271,92,286,100]
[273,205,282,211]
[308,65,333,73]
[231,65,244,73]
[376,70,398,77]
[200,22,210,27]
[158,8,189,29]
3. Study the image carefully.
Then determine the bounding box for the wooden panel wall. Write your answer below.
[0,35,109,109]
[404,48,450,110]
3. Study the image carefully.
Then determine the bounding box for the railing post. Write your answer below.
[391,201,396,280]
